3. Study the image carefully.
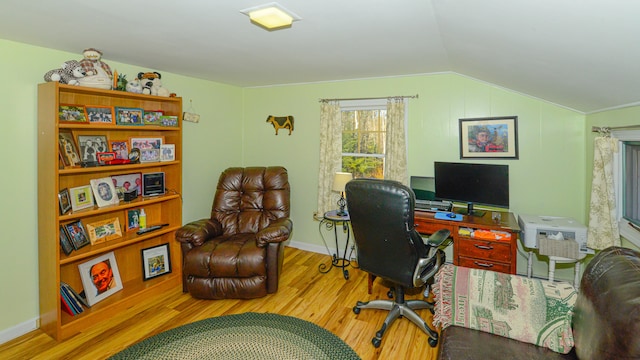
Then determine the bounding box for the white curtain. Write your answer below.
[587,136,621,249]
[384,98,408,185]
[316,101,342,216]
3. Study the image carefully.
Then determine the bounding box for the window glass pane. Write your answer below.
[340,108,386,179]
[342,156,384,178]
[623,142,640,226]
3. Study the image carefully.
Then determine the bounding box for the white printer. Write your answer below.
[517,214,593,257]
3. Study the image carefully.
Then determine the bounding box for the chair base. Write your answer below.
[353,286,438,348]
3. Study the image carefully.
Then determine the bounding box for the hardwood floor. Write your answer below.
[0,247,441,359]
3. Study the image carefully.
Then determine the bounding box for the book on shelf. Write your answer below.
[61,281,90,308]
[60,284,83,315]
[60,294,74,316]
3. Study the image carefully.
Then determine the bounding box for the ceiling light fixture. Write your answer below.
[240,2,301,31]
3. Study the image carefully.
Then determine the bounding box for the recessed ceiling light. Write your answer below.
[240,2,301,31]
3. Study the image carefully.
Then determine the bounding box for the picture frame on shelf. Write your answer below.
[77,135,109,164]
[111,172,142,201]
[459,116,519,159]
[85,105,115,124]
[78,252,123,306]
[141,243,172,281]
[58,130,81,167]
[160,115,178,127]
[142,172,165,197]
[69,185,94,212]
[160,144,175,162]
[130,137,163,163]
[115,107,144,126]
[90,177,120,208]
[58,188,72,215]
[62,220,91,250]
[140,148,160,163]
[110,140,128,160]
[96,151,117,165]
[85,217,122,245]
[143,110,164,125]
[58,104,87,123]
[126,209,141,232]
[59,225,74,256]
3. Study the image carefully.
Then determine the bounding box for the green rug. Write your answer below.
[109,312,361,360]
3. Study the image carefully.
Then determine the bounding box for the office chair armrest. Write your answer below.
[175,218,223,247]
[424,228,451,247]
[256,218,293,247]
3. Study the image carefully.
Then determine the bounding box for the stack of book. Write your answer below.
[60,281,89,316]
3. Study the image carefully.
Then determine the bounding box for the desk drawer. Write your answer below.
[458,256,511,273]
[457,238,511,262]
[414,220,454,236]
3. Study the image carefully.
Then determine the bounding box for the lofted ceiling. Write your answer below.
[1,0,638,114]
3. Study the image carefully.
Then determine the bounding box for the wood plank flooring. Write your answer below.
[0,246,441,359]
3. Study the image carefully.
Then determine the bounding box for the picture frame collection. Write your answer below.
[58,104,179,128]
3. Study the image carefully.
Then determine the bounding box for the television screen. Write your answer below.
[434,162,509,209]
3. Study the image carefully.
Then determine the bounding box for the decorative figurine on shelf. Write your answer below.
[43,60,86,85]
[125,77,143,93]
[137,71,171,97]
[266,115,295,135]
[77,48,113,90]
[113,71,128,91]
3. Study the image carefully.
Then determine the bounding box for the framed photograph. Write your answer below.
[69,185,94,212]
[58,130,81,167]
[96,151,116,165]
[111,172,142,200]
[130,137,163,163]
[86,217,122,245]
[160,144,175,162]
[78,252,123,306]
[58,188,72,215]
[110,140,129,160]
[140,148,160,163]
[77,135,109,163]
[59,226,74,256]
[160,115,178,127]
[58,104,87,123]
[115,107,144,125]
[126,209,141,232]
[459,116,519,159]
[143,110,164,125]
[90,177,120,208]
[141,244,171,281]
[62,220,90,250]
[85,105,115,124]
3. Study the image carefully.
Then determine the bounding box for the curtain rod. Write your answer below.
[592,125,640,133]
[319,94,419,102]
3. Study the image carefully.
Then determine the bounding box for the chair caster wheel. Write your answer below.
[375,331,383,338]
[353,306,361,314]
[372,337,381,348]
[428,337,438,348]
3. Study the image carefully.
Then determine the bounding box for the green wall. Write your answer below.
[2,38,631,341]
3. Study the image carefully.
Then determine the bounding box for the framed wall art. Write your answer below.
[115,107,144,125]
[85,105,115,124]
[90,177,120,208]
[62,220,90,250]
[58,104,87,123]
[78,252,123,306]
[459,116,519,159]
[85,217,122,245]
[141,244,171,281]
[69,185,94,212]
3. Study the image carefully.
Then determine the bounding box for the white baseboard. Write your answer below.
[287,240,330,255]
[0,317,38,345]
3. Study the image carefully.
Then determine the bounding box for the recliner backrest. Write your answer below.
[346,178,427,288]
[212,167,290,235]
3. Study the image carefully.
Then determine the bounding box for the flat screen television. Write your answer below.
[434,162,509,216]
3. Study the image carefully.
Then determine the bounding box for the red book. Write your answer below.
[60,294,74,316]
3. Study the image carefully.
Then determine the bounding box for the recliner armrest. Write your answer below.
[175,218,223,247]
[425,228,451,247]
[256,218,293,247]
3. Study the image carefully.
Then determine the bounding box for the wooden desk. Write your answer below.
[414,210,520,274]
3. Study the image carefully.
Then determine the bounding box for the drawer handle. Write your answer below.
[474,244,494,250]
[474,261,494,268]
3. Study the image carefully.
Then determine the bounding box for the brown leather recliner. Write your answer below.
[175,166,293,299]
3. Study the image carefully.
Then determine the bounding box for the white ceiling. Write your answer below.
[1,0,638,114]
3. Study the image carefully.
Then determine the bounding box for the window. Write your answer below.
[340,100,387,178]
[612,129,640,248]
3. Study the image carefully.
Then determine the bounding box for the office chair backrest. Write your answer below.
[346,178,428,288]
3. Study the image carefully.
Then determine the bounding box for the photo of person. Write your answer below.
[90,177,119,207]
[459,117,518,159]
[468,125,506,153]
[86,106,114,124]
[78,252,123,306]
[111,173,142,201]
[78,135,109,163]
[142,244,171,280]
[97,182,113,201]
[58,131,81,167]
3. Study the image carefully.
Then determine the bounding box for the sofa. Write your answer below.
[435,246,640,360]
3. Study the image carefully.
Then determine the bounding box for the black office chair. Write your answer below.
[345,178,451,348]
